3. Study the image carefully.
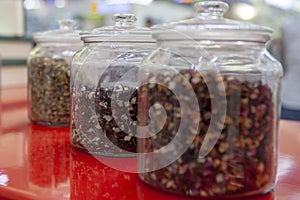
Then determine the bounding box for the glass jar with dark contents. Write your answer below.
[70,14,156,157]
[27,20,82,126]
[137,1,283,199]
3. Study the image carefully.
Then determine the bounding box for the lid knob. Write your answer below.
[195,0,229,19]
[113,13,137,27]
[58,19,76,30]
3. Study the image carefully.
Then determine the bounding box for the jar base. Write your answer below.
[30,120,69,127]
[71,146,137,158]
[138,175,275,200]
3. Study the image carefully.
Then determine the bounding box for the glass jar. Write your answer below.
[27,20,82,126]
[70,14,156,157]
[137,1,283,199]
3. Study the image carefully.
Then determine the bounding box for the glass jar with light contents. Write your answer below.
[137,1,283,198]
[27,20,82,126]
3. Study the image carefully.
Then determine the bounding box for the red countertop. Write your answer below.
[0,86,300,200]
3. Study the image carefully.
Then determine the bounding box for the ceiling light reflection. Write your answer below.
[104,0,153,6]
[0,172,9,187]
[55,0,66,8]
[232,2,257,20]
[264,0,293,10]
[24,0,43,10]
[277,154,295,181]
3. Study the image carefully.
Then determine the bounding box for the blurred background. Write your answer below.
[0,0,299,86]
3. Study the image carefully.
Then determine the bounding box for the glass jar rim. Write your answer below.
[80,13,155,43]
[33,19,82,43]
[151,1,273,43]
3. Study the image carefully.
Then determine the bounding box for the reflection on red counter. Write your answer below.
[28,123,70,189]
[28,123,70,199]
[70,149,138,200]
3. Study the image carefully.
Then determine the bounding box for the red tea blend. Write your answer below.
[138,69,275,198]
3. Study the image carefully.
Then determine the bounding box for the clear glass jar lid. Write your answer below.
[152,0,273,43]
[80,13,155,43]
[33,19,82,43]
